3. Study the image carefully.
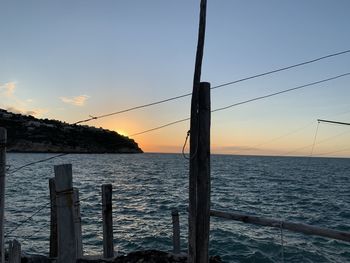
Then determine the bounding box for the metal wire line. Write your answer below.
[130,72,350,137]
[4,202,51,239]
[73,49,350,125]
[6,50,350,174]
[7,153,69,174]
[5,191,92,238]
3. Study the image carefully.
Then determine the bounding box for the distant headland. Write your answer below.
[0,109,143,153]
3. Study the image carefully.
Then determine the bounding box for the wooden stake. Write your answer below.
[49,178,58,258]
[195,82,211,263]
[189,82,211,263]
[54,164,76,263]
[73,188,83,258]
[0,128,6,263]
[172,209,181,254]
[102,184,114,258]
[8,239,21,263]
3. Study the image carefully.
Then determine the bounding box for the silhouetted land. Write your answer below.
[0,109,142,153]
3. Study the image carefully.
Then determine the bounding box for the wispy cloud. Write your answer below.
[59,95,90,106]
[0,82,16,97]
[0,81,49,118]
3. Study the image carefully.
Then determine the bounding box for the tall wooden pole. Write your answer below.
[189,0,208,262]
[195,82,211,262]
[0,128,6,263]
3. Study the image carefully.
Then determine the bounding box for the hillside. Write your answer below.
[0,109,143,153]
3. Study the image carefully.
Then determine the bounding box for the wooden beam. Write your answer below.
[210,210,350,243]
[0,128,6,263]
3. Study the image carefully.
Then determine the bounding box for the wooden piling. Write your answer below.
[54,164,76,263]
[189,0,208,262]
[102,184,114,258]
[196,82,211,263]
[171,209,180,254]
[73,188,83,258]
[189,82,211,263]
[0,128,6,263]
[49,178,58,258]
[8,239,21,263]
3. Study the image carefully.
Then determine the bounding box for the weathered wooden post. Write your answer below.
[54,164,76,263]
[8,239,21,263]
[49,178,58,258]
[73,188,83,258]
[171,209,180,254]
[0,128,6,263]
[188,0,208,262]
[189,82,211,263]
[102,184,114,258]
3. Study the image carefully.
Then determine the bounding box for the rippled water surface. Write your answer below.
[4,153,350,262]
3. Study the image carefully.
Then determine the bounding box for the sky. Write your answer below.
[1,0,350,157]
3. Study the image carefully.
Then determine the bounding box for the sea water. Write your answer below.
[4,153,350,262]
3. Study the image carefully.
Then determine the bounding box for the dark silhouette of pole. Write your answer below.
[102,184,114,258]
[189,0,208,262]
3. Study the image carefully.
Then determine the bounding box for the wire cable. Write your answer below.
[212,73,350,113]
[5,202,51,239]
[130,72,350,137]
[73,49,350,125]
[8,53,350,172]
[8,153,68,175]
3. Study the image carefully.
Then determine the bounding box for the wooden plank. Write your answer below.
[0,128,6,263]
[196,82,211,263]
[49,178,58,258]
[8,239,21,263]
[171,209,181,254]
[102,184,114,258]
[210,210,350,243]
[54,164,76,263]
[73,188,83,258]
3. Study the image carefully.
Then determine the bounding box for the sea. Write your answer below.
[4,153,350,262]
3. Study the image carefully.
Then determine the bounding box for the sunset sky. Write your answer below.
[1,1,350,157]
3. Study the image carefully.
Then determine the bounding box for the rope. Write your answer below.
[309,121,320,157]
[182,130,191,159]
